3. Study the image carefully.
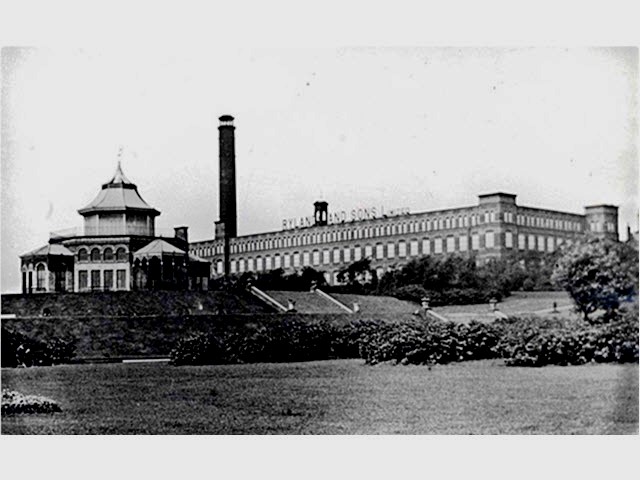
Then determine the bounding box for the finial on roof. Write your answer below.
[117,145,124,169]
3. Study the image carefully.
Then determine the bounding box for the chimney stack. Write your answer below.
[217,115,237,239]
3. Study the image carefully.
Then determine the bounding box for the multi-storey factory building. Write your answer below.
[190,116,619,285]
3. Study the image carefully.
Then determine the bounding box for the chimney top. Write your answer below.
[219,115,234,126]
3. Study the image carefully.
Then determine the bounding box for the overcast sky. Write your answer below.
[1,47,637,293]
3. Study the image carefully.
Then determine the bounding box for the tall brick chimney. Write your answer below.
[216,115,237,239]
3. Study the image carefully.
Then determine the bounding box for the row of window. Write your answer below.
[589,221,616,233]
[515,213,583,231]
[216,233,574,274]
[77,247,128,263]
[78,269,127,290]
[193,213,585,258]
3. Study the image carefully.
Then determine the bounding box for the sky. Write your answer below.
[1,47,638,293]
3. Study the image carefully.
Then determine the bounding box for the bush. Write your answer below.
[169,309,638,367]
[494,314,638,366]
[359,319,502,365]
[1,327,76,368]
[171,317,345,365]
[1,390,62,415]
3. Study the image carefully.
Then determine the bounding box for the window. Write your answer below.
[302,252,310,266]
[485,231,495,248]
[116,269,126,289]
[410,240,419,256]
[332,248,340,264]
[284,253,291,268]
[293,252,300,268]
[91,248,101,262]
[79,270,88,290]
[256,257,264,271]
[459,236,468,252]
[518,234,526,250]
[78,248,88,262]
[238,259,246,272]
[103,248,114,261]
[116,247,127,261]
[247,258,255,271]
[505,231,513,248]
[354,246,362,261]
[91,270,101,290]
[547,236,554,252]
[230,260,237,273]
[36,264,46,290]
[376,244,384,259]
[343,247,351,263]
[387,242,395,258]
[312,250,320,266]
[322,249,330,265]
[434,238,443,254]
[398,241,407,258]
[422,238,431,255]
[528,235,535,250]
[103,270,113,291]
[446,236,455,252]
[365,245,373,258]
[471,234,480,250]
[217,260,224,274]
[537,236,545,252]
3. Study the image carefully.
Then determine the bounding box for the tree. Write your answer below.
[552,238,638,322]
[336,258,376,292]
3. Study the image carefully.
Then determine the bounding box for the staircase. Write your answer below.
[314,289,354,313]
[248,286,288,312]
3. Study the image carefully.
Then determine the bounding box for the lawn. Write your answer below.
[434,291,576,322]
[2,359,637,434]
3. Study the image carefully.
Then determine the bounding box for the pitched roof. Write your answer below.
[78,162,160,216]
[20,244,74,258]
[134,239,186,257]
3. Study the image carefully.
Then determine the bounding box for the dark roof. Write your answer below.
[134,239,185,257]
[21,244,74,258]
[78,162,160,216]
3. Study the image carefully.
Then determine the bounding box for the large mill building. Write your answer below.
[190,115,619,285]
[19,114,620,293]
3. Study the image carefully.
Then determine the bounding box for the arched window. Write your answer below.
[116,247,127,261]
[91,248,101,262]
[103,247,114,261]
[36,264,46,290]
[77,248,88,262]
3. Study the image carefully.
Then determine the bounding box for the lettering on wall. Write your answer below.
[282,206,410,230]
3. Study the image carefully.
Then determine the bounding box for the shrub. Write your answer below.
[494,314,638,366]
[1,327,76,368]
[171,317,345,365]
[359,319,502,365]
[169,310,638,367]
[1,390,62,415]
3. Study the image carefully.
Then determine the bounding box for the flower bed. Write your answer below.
[1,390,62,415]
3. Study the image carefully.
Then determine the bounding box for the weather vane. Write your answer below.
[117,145,124,167]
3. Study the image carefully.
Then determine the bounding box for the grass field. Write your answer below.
[2,359,637,434]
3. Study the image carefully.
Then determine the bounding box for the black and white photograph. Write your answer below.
[2,44,637,438]
[1,15,639,480]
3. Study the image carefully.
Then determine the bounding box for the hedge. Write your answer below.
[170,312,638,367]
